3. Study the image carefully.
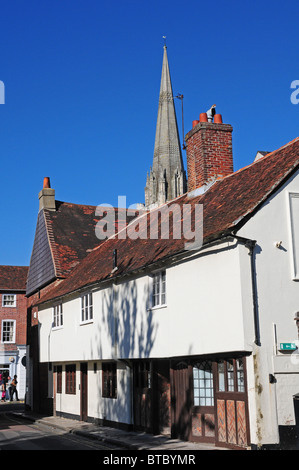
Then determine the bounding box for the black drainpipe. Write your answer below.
[232,234,261,346]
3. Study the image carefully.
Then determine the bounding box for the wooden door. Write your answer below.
[152,360,171,435]
[215,358,250,448]
[133,361,152,432]
[171,362,192,440]
[80,363,88,422]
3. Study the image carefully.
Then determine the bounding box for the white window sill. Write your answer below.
[148,304,167,312]
[80,319,94,326]
[52,325,63,331]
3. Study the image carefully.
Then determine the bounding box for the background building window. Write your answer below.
[1,320,15,343]
[53,304,63,328]
[152,270,166,307]
[2,294,16,307]
[81,293,93,323]
[102,362,117,398]
[65,364,76,394]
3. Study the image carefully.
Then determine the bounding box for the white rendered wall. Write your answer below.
[238,169,299,446]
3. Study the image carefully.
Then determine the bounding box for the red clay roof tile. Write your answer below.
[37,137,299,305]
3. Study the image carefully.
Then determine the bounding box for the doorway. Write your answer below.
[80,363,88,422]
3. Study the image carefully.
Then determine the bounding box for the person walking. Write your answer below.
[0,374,6,402]
[10,375,19,401]
[7,376,12,401]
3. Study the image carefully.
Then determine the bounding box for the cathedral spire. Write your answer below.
[145,45,187,208]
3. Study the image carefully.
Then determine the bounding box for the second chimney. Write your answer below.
[185,113,233,192]
[38,177,56,211]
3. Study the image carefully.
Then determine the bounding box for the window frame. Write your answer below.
[151,270,166,308]
[217,358,245,393]
[80,293,93,324]
[102,362,117,399]
[2,294,16,308]
[65,364,76,395]
[192,361,214,407]
[53,303,63,329]
[1,319,16,343]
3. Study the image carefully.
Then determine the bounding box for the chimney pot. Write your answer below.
[214,114,223,124]
[43,177,51,189]
[199,113,208,123]
[192,120,199,128]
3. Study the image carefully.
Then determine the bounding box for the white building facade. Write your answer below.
[37,166,299,449]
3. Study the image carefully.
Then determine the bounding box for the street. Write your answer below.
[0,404,119,451]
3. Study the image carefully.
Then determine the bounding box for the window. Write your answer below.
[56,365,62,394]
[102,362,117,398]
[193,361,214,407]
[1,320,15,343]
[152,270,166,307]
[81,293,93,323]
[2,294,16,307]
[65,364,76,394]
[217,358,245,393]
[53,304,63,328]
[134,361,151,389]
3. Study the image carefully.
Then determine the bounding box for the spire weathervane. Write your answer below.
[163,35,167,48]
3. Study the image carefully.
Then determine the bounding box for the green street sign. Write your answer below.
[279,343,297,351]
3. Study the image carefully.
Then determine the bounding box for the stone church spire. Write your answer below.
[145,46,187,208]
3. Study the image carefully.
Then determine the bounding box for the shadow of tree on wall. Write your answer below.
[90,275,158,426]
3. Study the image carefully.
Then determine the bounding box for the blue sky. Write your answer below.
[0,0,298,266]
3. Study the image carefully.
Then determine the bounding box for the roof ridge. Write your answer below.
[218,136,299,181]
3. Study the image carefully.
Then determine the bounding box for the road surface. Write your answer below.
[0,410,119,450]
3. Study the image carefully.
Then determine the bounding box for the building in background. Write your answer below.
[0,265,28,400]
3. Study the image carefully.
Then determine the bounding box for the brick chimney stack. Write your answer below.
[38,177,56,211]
[185,111,233,193]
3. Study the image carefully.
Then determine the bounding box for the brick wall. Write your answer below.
[185,120,233,192]
[0,291,27,350]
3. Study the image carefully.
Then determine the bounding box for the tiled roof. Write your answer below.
[37,137,299,304]
[0,265,29,291]
[46,201,138,277]
[26,200,137,295]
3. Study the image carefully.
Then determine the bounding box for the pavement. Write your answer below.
[1,401,229,451]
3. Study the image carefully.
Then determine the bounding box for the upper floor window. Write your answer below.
[53,304,63,329]
[152,270,166,308]
[81,293,93,323]
[2,294,16,307]
[1,320,16,343]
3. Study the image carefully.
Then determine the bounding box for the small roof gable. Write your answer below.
[37,136,299,305]
[0,265,29,291]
